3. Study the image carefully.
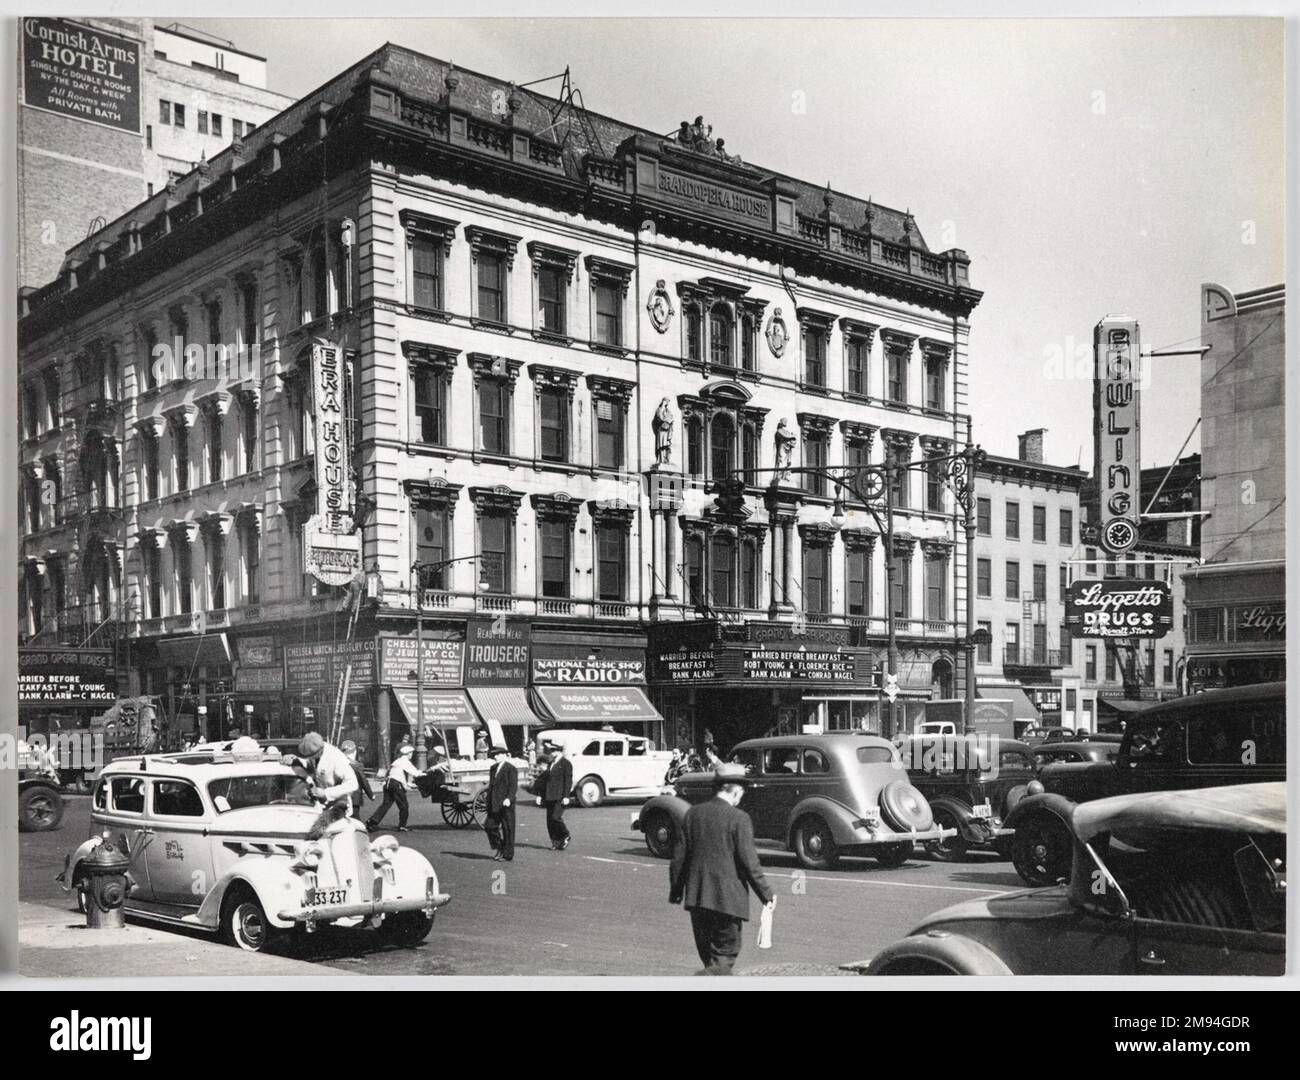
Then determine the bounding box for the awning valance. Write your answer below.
[976,686,1041,722]
[467,687,543,727]
[392,688,479,730]
[534,685,663,725]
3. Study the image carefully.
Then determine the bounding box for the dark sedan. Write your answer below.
[845,783,1285,976]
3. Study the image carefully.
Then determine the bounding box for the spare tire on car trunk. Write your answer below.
[879,781,934,834]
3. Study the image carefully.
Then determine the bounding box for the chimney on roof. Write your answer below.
[1018,429,1047,464]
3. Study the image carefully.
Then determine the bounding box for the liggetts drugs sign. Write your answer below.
[1093,315,1141,554]
[1066,580,1172,639]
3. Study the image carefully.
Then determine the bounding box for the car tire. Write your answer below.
[575,776,605,808]
[924,807,968,862]
[1011,813,1072,887]
[879,781,934,834]
[19,785,64,832]
[642,811,677,859]
[221,889,277,953]
[378,910,435,947]
[793,816,840,871]
[874,841,914,869]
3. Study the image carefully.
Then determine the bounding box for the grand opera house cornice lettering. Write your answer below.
[19,48,981,343]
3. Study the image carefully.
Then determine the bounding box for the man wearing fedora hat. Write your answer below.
[669,762,775,975]
[485,744,518,860]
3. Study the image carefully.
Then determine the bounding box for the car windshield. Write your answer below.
[207,773,313,812]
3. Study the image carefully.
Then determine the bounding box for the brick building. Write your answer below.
[18,17,292,290]
[17,44,981,761]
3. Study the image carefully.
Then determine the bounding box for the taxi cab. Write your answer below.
[61,741,449,952]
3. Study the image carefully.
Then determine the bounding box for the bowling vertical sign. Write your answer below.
[1093,316,1141,554]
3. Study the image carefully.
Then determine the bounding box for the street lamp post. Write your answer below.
[410,555,486,771]
[731,439,984,740]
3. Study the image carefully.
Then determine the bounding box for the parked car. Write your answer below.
[1007,683,1286,886]
[536,729,674,807]
[902,736,1034,861]
[60,744,449,952]
[633,733,953,870]
[19,738,64,832]
[1020,726,1075,747]
[844,782,1285,976]
[1031,740,1119,771]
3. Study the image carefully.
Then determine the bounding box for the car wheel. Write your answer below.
[793,816,840,871]
[924,807,967,862]
[1011,813,1072,886]
[879,781,934,834]
[221,890,277,953]
[643,811,676,859]
[874,841,914,868]
[575,776,605,808]
[19,786,64,832]
[378,910,434,947]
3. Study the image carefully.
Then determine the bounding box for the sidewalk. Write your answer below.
[18,901,341,979]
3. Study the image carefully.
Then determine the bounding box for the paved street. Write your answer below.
[21,794,1025,977]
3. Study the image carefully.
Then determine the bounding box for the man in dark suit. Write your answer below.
[669,763,775,975]
[485,745,517,861]
[538,744,574,850]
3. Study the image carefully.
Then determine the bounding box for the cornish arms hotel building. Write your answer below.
[17,46,982,762]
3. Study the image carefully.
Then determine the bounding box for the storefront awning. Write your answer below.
[976,686,1041,722]
[534,685,663,725]
[1097,698,1154,715]
[466,687,542,727]
[392,688,479,730]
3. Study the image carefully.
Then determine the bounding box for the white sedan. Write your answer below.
[62,743,449,952]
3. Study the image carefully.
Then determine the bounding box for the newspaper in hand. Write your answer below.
[757,898,775,949]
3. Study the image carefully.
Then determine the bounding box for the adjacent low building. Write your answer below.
[1183,282,1285,692]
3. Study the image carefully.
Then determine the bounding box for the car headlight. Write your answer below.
[1026,780,1045,796]
[370,835,400,864]
[291,842,325,871]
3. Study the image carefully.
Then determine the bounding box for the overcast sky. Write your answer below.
[187,16,1285,471]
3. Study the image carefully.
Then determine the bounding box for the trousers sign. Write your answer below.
[1066,580,1172,639]
[1093,316,1141,554]
[22,18,141,133]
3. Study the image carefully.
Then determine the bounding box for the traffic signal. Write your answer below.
[708,477,748,517]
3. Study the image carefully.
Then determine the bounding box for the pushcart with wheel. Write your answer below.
[416,759,491,829]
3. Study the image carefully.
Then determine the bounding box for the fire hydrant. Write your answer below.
[82,840,132,929]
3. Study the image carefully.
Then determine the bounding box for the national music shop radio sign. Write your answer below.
[1065,580,1173,639]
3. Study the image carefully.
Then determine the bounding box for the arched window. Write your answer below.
[710,532,736,608]
[709,304,734,368]
[710,414,735,479]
